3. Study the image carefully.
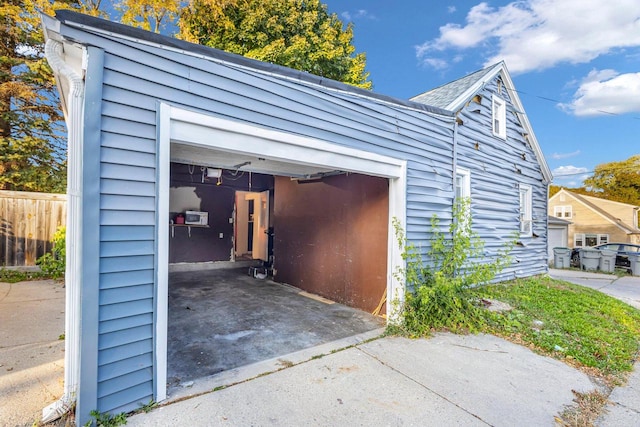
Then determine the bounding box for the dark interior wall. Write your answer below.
[273,174,389,312]
[169,163,273,263]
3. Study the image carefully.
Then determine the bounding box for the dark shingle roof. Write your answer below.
[410,64,498,109]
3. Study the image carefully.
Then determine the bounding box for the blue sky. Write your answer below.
[324,0,640,187]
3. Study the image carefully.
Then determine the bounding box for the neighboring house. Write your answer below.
[548,215,572,262]
[41,10,551,424]
[549,188,640,247]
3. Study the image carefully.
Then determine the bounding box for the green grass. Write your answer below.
[471,276,640,379]
[0,268,53,283]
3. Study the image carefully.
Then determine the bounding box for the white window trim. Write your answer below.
[455,167,471,200]
[519,184,532,236]
[574,233,609,247]
[492,95,506,139]
[455,167,472,232]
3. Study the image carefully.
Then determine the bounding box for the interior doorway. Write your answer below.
[235,190,270,261]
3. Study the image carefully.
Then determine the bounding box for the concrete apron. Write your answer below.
[167,268,385,399]
[129,333,596,426]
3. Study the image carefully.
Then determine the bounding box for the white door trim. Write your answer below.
[156,103,407,401]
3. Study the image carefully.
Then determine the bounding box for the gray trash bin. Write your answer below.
[580,248,601,271]
[599,249,616,273]
[553,247,571,269]
[630,254,640,276]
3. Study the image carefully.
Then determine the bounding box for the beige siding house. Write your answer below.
[549,189,640,248]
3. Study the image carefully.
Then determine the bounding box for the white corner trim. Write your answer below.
[387,162,407,322]
[44,39,85,416]
[155,103,171,402]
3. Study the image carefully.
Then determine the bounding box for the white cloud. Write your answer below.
[341,9,376,22]
[551,150,581,160]
[416,0,640,73]
[552,165,589,176]
[552,165,591,186]
[448,6,457,13]
[561,69,640,116]
[422,58,449,70]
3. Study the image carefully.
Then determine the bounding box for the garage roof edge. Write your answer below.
[52,10,454,119]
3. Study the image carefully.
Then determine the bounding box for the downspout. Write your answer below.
[452,114,460,276]
[452,115,459,201]
[42,39,85,423]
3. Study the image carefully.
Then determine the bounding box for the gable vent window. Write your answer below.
[492,95,506,139]
[554,205,572,218]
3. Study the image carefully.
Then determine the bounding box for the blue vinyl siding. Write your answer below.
[55,14,543,418]
[454,77,547,279]
[78,28,453,414]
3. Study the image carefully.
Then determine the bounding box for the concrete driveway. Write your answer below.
[126,269,640,427]
[0,279,65,427]
[4,270,639,426]
[128,333,596,426]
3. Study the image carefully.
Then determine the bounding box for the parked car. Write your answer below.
[570,243,640,269]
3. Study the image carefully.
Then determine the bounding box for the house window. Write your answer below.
[574,233,609,247]
[492,95,506,139]
[455,167,471,231]
[554,205,572,218]
[455,167,471,200]
[519,184,532,236]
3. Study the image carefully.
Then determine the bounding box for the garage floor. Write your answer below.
[167,268,385,388]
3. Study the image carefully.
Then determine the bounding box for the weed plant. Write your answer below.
[36,226,66,279]
[0,268,51,283]
[391,199,514,335]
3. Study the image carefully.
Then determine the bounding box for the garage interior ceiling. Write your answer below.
[171,143,339,178]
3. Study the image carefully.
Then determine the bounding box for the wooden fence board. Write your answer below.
[0,190,67,266]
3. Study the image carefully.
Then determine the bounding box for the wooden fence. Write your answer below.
[0,190,66,267]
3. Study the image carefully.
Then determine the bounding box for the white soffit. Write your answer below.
[168,107,404,179]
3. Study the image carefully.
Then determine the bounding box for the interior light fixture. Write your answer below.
[206,168,222,178]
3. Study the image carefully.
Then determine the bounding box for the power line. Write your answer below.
[506,87,640,121]
[552,163,640,177]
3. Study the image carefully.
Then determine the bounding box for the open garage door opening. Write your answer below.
[166,160,389,390]
[155,104,407,401]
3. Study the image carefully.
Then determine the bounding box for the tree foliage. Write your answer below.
[549,184,591,198]
[3,0,370,192]
[118,0,181,33]
[584,155,640,206]
[178,0,372,89]
[0,0,73,192]
[551,155,640,207]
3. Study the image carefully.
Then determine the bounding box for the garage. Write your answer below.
[159,106,407,393]
[548,216,572,263]
[43,10,457,422]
